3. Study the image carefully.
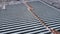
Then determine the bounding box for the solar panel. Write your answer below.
[29,1,60,31]
[0,3,51,34]
[0,1,60,34]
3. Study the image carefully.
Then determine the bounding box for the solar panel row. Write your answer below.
[0,1,60,34]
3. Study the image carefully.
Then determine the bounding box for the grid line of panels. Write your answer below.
[29,1,60,31]
[0,2,51,34]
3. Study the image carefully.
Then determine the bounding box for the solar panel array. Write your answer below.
[0,1,60,34]
[29,1,60,32]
